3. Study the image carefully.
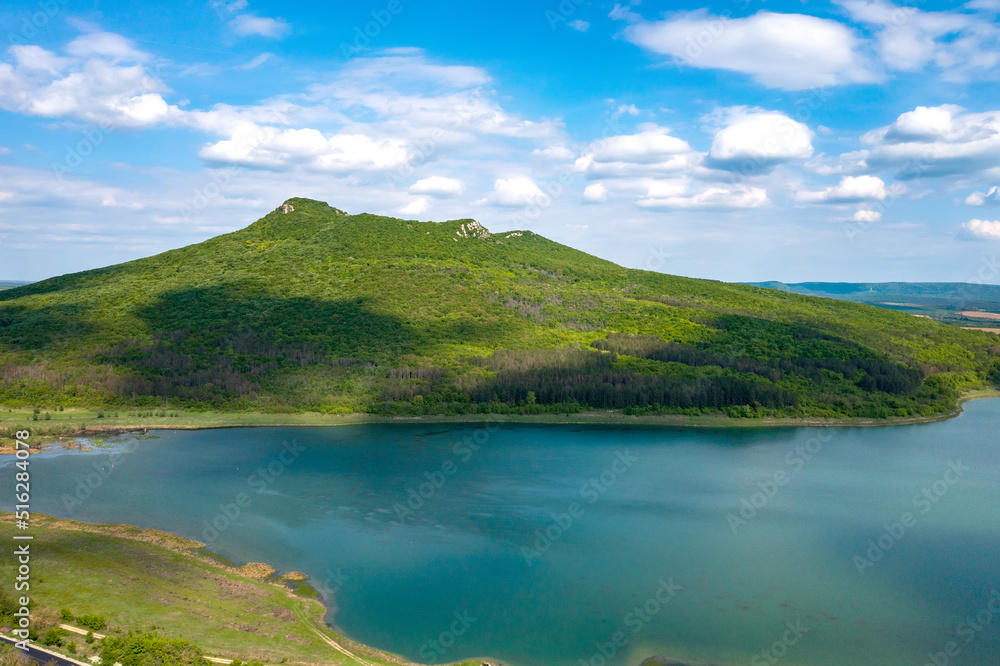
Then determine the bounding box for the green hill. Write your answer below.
[1,198,998,420]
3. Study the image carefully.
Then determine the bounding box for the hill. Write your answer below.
[1,197,998,421]
[746,281,1000,309]
[747,281,1000,332]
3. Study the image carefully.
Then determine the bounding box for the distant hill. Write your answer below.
[0,281,32,291]
[746,281,1000,310]
[1,198,998,420]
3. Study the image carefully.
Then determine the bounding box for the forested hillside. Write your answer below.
[1,198,998,420]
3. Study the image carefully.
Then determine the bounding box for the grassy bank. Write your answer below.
[0,513,493,666]
[2,389,998,447]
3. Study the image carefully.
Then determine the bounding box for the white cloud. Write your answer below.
[0,40,562,183]
[966,186,1000,205]
[804,151,870,176]
[796,175,888,203]
[199,129,409,172]
[583,183,608,203]
[234,53,273,70]
[398,197,431,216]
[209,0,249,17]
[0,47,183,128]
[532,145,575,161]
[636,184,768,209]
[409,176,464,197]
[839,0,1000,81]
[9,45,72,74]
[849,209,882,222]
[66,31,148,62]
[620,10,878,89]
[575,126,698,178]
[958,218,1000,240]
[568,20,590,32]
[859,105,1000,179]
[707,109,814,170]
[966,0,1000,9]
[474,177,546,207]
[228,14,291,39]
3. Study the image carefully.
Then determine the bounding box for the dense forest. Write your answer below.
[1,198,998,420]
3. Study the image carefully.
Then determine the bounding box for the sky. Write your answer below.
[1,0,999,284]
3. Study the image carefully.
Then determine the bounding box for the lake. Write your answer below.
[4,400,1000,666]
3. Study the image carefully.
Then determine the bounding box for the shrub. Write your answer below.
[100,631,206,666]
[60,608,74,622]
[43,627,68,646]
[76,614,107,631]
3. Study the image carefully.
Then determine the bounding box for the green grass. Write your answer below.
[1,197,998,422]
[0,513,491,666]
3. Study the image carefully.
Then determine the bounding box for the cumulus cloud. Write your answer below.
[0,38,563,185]
[0,41,183,128]
[228,14,291,39]
[583,183,608,203]
[619,10,878,89]
[199,129,409,172]
[707,109,814,171]
[409,176,464,197]
[568,20,590,32]
[958,218,1000,240]
[796,175,888,203]
[398,197,431,216]
[474,177,546,207]
[966,186,1000,205]
[859,105,1000,179]
[849,209,882,222]
[574,126,698,178]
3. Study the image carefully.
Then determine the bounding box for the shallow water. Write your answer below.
[4,401,1000,666]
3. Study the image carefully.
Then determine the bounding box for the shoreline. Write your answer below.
[2,389,998,450]
[2,513,711,666]
[0,511,504,666]
[0,511,717,666]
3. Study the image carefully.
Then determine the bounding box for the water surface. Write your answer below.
[4,401,1000,666]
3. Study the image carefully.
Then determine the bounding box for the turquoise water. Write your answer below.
[4,401,1000,666]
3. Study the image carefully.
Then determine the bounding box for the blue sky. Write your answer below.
[1,0,1000,283]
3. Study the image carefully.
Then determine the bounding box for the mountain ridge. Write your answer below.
[1,198,998,421]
